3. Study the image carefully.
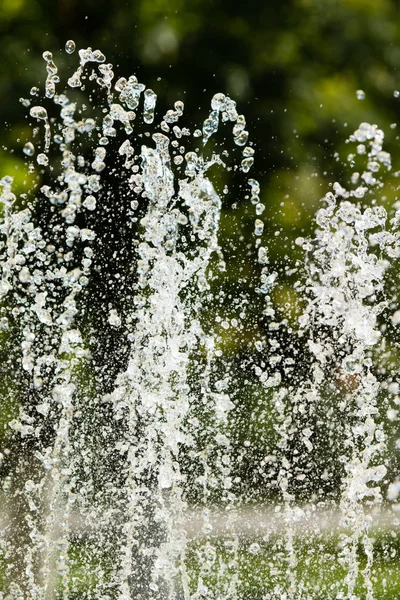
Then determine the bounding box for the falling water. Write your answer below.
[0,45,399,599]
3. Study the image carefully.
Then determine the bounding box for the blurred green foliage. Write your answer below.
[2,0,400,299]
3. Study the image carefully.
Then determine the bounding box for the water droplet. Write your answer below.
[143,89,157,124]
[23,142,35,157]
[241,156,254,173]
[30,106,48,121]
[42,51,53,62]
[65,40,76,54]
[356,89,365,100]
[392,310,400,325]
[83,195,96,211]
[211,92,226,111]
[37,153,49,166]
[234,130,249,146]
[202,110,219,143]
[249,542,261,555]
[108,309,121,327]
[0,317,9,330]
[254,219,264,236]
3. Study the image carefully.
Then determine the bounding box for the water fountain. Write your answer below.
[0,43,398,599]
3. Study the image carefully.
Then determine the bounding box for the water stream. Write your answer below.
[0,44,398,599]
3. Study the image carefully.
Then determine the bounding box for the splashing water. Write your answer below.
[0,45,399,599]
